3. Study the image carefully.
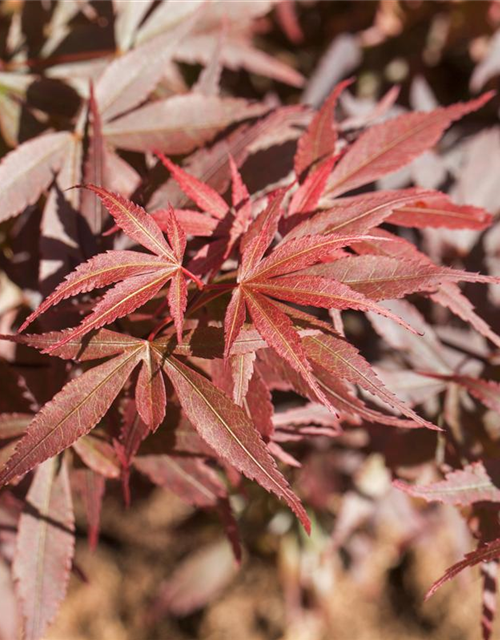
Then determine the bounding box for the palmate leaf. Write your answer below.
[224,222,429,418]
[0,344,143,487]
[13,457,74,640]
[0,329,309,530]
[19,186,198,354]
[18,251,173,333]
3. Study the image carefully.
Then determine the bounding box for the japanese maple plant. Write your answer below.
[1,8,500,640]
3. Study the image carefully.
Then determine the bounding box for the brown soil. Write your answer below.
[47,488,494,640]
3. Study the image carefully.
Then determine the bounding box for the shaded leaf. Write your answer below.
[159,354,310,532]
[0,347,142,487]
[13,458,74,640]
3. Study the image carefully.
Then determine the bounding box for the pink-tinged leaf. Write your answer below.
[186,237,228,278]
[394,462,500,506]
[149,106,306,211]
[103,95,268,155]
[160,355,310,532]
[350,228,426,261]
[426,538,500,600]
[157,153,229,220]
[325,92,494,197]
[193,25,224,96]
[152,208,218,237]
[151,539,237,617]
[321,255,465,301]
[422,374,500,414]
[368,299,453,374]
[294,78,353,178]
[340,84,401,130]
[47,270,174,353]
[302,34,361,107]
[168,270,188,343]
[245,368,274,440]
[248,233,388,280]
[160,205,187,262]
[229,155,249,212]
[134,454,227,509]
[230,352,256,407]
[136,345,166,432]
[273,403,341,431]
[387,194,493,230]
[228,155,252,244]
[309,366,422,430]
[105,148,141,197]
[275,0,303,44]
[72,434,120,479]
[249,274,421,333]
[19,251,171,332]
[430,283,500,350]
[267,442,300,467]
[257,347,417,429]
[239,189,287,275]
[114,0,154,52]
[162,325,268,360]
[289,155,337,216]
[0,413,31,440]
[80,84,107,235]
[119,399,149,465]
[71,468,105,552]
[0,347,142,487]
[0,131,73,223]
[243,289,336,415]
[1,328,141,362]
[13,458,74,640]
[175,33,305,88]
[303,333,438,430]
[288,188,437,239]
[224,287,247,359]
[82,186,176,260]
[96,16,197,121]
